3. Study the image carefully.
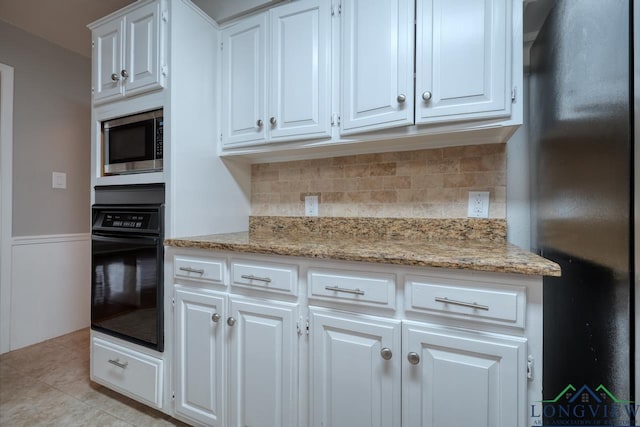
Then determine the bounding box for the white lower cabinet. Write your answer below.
[174,287,226,427]
[309,308,401,427]
[169,251,541,427]
[91,336,164,409]
[308,311,527,427]
[402,322,526,427]
[172,254,300,427]
[228,297,298,427]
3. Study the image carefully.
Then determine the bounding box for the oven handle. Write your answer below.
[92,233,160,246]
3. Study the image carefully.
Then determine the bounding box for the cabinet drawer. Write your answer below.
[405,275,526,328]
[91,337,163,408]
[231,259,298,296]
[309,269,396,310]
[174,256,225,284]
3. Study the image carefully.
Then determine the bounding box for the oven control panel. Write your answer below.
[92,206,161,234]
[102,213,151,229]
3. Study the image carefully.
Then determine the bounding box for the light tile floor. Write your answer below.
[0,328,189,426]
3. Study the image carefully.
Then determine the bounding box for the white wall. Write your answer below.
[0,63,14,354]
[506,76,531,250]
[0,20,90,236]
[10,235,90,349]
[0,20,92,352]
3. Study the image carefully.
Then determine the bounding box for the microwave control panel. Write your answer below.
[155,118,163,159]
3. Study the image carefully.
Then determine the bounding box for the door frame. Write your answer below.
[633,1,639,420]
[0,63,14,354]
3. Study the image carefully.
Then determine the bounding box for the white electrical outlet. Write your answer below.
[467,191,489,218]
[305,195,318,216]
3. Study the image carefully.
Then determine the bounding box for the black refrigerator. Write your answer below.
[529,0,638,426]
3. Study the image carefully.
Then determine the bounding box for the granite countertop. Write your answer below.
[165,217,561,277]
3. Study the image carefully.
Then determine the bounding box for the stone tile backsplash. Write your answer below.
[251,143,506,218]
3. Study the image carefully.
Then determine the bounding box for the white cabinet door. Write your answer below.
[340,0,414,135]
[124,0,163,96]
[228,297,298,427]
[90,0,164,104]
[221,13,268,146]
[92,17,124,103]
[416,0,511,123]
[402,322,526,427]
[310,308,401,427]
[269,0,331,141]
[174,288,226,427]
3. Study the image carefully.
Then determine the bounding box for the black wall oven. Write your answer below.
[91,184,165,352]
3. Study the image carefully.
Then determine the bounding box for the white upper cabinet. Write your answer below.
[269,1,331,141]
[221,13,268,145]
[340,0,415,135]
[90,0,165,105]
[124,2,164,96]
[92,18,123,103]
[342,0,512,133]
[416,0,511,123]
[221,0,331,147]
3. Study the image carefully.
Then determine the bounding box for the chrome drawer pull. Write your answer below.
[435,296,489,311]
[325,286,365,296]
[108,358,128,369]
[240,274,272,283]
[179,266,205,274]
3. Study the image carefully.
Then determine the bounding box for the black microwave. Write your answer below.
[102,109,163,175]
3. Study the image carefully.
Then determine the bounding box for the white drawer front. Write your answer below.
[309,269,396,309]
[405,275,526,328]
[174,256,225,284]
[91,337,163,408]
[231,259,298,295]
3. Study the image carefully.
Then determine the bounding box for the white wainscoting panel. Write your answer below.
[10,234,90,350]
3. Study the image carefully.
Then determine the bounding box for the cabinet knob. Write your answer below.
[380,347,393,360]
[256,119,263,127]
[110,73,120,82]
[269,117,277,125]
[422,91,432,101]
[397,94,406,103]
[227,316,236,326]
[211,313,221,323]
[121,69,129,79]
[407,352,420,365]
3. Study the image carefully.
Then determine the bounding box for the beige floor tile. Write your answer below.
[52,377,108,402]
[0,340,62,370]
[52,328,90,349]
[1,380,77,425]
[36,356,90,388]
[0,328,188,427]
[0,358,24,385]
